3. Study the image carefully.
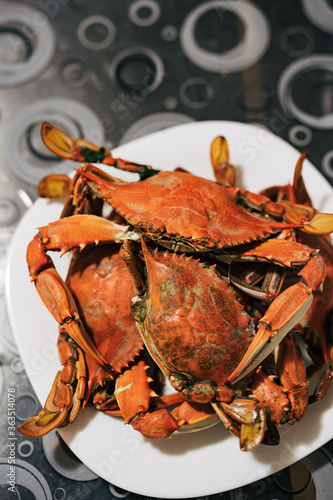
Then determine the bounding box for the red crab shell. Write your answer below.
[66,243,143,373]
[82,168,293,251]
[132,242,255,385]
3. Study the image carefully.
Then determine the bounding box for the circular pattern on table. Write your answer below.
[0,3,55,87]
[4,98,104,185]
[77,15,116,50]
[278,55,333,129]
[179,0,270,72]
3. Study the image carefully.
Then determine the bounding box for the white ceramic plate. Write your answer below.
[6,121,333,498]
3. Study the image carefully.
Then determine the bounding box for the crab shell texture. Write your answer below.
[133,241,255,387]
[84,168,291,252]
[66,243,143,373]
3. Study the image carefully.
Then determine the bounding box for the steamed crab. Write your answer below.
[19,123,333,450]
[258,152,333,405]
[19,197,219,439]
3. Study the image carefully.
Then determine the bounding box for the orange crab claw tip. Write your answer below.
[210,136,229,167]
[38,174,71,199]
[41,121,53,138]
[65,321,107,366]
[41,121,74,159]
[210,136,236,186]
[18,408,67,437]
[293,152,309,187]
[69,398,82,424]
[227,328,271,383]
[240,408,266,451]
[221,399,260,425]
[303,213,333,235]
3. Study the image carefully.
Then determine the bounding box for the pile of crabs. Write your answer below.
[18,123,333,452]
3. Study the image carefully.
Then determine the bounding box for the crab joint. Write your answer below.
[169,373,189,392]
[185,382,216,404]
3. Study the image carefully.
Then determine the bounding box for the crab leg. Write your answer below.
[228,152,333,235]
[260,154,333,398]
[114,357,156,424]
[307,303,333,404]
[39,165,128,219]
[41,122,333,236]
[38,174,71,199]
[27,215,131,365]
[275,335,309,422]
[18,332,87,437]
[233,188,333,236]
[42,124,236,187]
[249,335,309,428]
[83,355,117,411]
[218,261,287,303]
[114,355,220,438]
[259,152,311,207]
[131,393,220,438]
[210,135,236,187]
[310,366,333,403]
[227,239,326,383]
[41,121,158,178]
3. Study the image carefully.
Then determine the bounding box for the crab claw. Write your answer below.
[26,216,133,367]
[131,394,220,438]
[115,358,155,424]
[238,335,309,451]
[18,334,87,437]
[273,202,333,235]
[17,392,69,437]
[303,212,333,235]
[41,122,158,177]
[114,358,186,438]
[211,399,266,452]
[114,356,219,438]
[38,174,71,199]
[239,408,266,452]
[41,121,109,163]
[210,135,236,187]
[292,152,312,206]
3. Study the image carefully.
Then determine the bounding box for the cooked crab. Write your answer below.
[19,123,333,450]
